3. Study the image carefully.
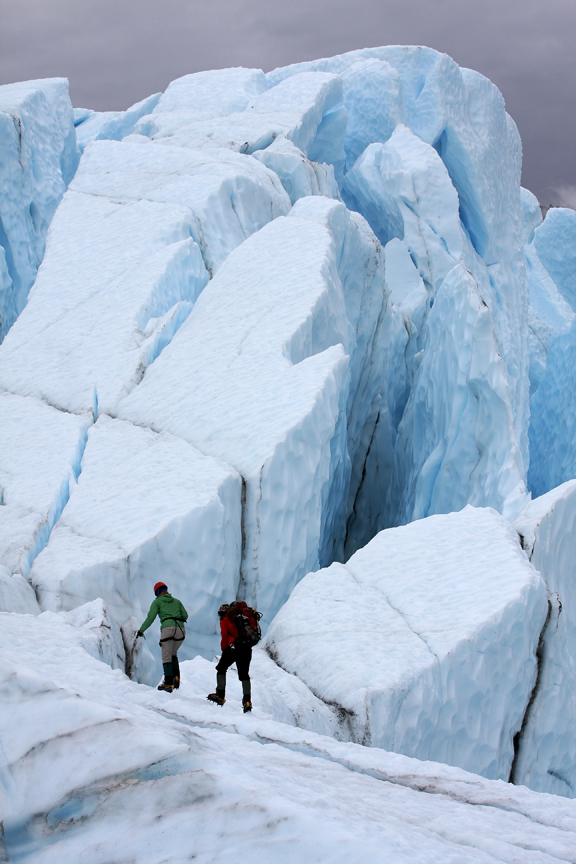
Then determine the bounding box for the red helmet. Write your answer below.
[154,582,168,596]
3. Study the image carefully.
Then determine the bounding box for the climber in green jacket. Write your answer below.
[138,582,188,693]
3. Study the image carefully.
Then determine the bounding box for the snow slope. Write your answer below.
[0,78,78,340]
[2,609,576,863]
[265,506,547,780]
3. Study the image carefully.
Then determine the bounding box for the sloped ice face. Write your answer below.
[514,482,576,797]
[265,506,548,779]
[0,78,78,340]
[0,391,91,578]
[0,138,288,415]
[30,416,242,674]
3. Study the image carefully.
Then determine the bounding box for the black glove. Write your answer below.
[137,630,144,638]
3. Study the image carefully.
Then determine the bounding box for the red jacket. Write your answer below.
[220,616,238,650]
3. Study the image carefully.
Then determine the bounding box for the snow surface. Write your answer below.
[2,605,576,863]
[30,416,242,674]
[0,78,78,339]
[265,506,547,779]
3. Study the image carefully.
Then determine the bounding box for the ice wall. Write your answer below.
[265,506,548,780]
[270,46,530,473]
[521,190,574,397]
[30,416,242,673]
[342,124,526,531]
[117,214,352,622]
[525,206,576,497]
[0,78,78,340]
[514,481,576,797]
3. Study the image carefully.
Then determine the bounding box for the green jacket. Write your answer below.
[140,593,188,633]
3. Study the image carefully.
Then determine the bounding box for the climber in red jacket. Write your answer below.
[207,601,261,712]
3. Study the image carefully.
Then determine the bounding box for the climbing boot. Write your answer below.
[242,679,252,713]
[172,655,180,689]
[158,677,174,693]
[207,689,226,706]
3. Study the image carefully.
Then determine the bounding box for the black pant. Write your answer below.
[216,644,252,681]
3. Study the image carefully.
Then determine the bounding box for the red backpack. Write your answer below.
[222,601,262,647]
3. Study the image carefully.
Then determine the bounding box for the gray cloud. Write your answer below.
[0,0,574,202]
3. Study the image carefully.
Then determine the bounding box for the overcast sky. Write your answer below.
[1,0,574,205]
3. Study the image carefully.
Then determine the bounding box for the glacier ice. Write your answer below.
[0,138,288,415]
[265,506,547,779]
[252,137,340,204]
[521,189,574,396]
[0,78,78,340]
[341,59,406,171]
[272,47,530,470]
[528,319,576,497]
[118,196,389,622]
[117,213,352,623]
[139,70,347,184]
[30,415,242,673]
[533,207,576,313]
[2,41,576,826]
[73,92,161,153]
[513,481,576,796]
[0,391,92,577]
[154,66,269,116]
[523,204,576,497]
[0,564,40,614]
[343,125,527,527]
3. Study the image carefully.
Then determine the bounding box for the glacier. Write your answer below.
[265,506,547,778]
[30,415,242,676]
[1,40,576,861]
[0,78,78,340]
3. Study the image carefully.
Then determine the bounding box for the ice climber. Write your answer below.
[138,582,188,692]
[207,601,262,712]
